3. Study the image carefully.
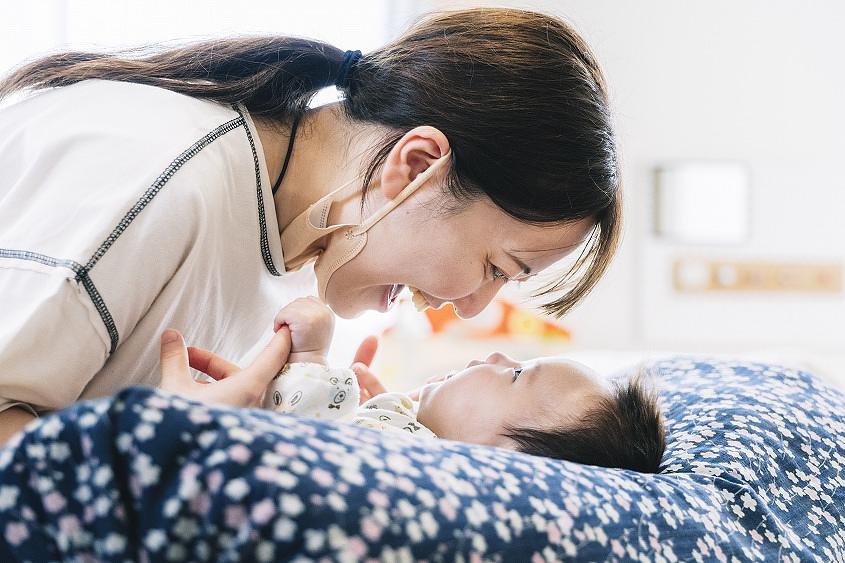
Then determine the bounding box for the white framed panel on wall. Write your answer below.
[639,161,845,350]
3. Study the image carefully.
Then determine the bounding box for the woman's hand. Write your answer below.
[159,327,291,408]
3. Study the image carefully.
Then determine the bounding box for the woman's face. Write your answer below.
[323,164,595,319]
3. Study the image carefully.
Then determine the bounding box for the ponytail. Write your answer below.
[0,37,349,120]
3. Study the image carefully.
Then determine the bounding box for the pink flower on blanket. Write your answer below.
[206,470,223,493]
[360,516,383,542]
[4,522,29,545]
[346,537,368,558]
[225,505,246,529]
[228,444,251,464]
[311,467,334,488]
[58,515,81,537]
[438,497,457,521]
[44,491,67,513]
[367,489,389,508]
[251,499,276,524]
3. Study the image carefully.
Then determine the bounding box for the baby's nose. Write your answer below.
[465,359,484,368]
[485,351,515,366]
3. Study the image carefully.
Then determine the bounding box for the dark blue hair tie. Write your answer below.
[335,50,362,90]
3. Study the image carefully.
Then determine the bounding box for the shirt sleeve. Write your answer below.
[351,392,438,439]
[262,363,360,420]
[0,266,110,416]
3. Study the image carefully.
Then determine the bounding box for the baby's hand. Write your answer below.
[273,297,334,365]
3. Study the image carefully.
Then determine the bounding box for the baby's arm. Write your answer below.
[263,298,359,418]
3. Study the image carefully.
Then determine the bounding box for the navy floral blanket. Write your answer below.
[1,358,843,561]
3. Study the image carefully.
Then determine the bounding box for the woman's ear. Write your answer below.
[379,126,450,200]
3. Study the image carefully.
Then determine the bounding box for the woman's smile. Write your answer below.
[379,283,406,312]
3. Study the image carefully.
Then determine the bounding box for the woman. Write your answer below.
[0,8,620,442]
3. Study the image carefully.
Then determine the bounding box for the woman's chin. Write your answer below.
[327,302,361,319]
[324,289,366,319]
[325,284,392,318]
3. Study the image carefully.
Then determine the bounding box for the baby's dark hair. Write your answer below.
[501,373,665,473]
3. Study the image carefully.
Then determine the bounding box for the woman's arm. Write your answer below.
[0,407,36,446]
[0,269,110,423]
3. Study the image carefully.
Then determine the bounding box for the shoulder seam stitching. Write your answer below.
[232,104,282,276]
[0,249,115,352]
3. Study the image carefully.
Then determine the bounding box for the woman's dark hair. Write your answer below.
[501,374,665,473]
[0,7,621,317]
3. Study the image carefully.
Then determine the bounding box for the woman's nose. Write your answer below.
[452,281,503,319]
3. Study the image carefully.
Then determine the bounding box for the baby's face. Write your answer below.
[416,352,610,447]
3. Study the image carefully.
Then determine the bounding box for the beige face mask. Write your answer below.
[280,151,452,304]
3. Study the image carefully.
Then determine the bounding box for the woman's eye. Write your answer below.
[512,367,523,382]
[491,264,509,281]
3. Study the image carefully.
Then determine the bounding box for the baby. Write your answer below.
[263,298,665,473]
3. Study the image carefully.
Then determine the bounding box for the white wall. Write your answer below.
[424,0,845,356]
[0,1,396,74]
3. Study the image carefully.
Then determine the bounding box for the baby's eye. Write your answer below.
[512,367,523,382]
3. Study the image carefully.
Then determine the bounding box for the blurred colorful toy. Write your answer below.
[423,300,571,341]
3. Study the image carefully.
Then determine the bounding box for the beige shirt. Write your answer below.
[0,79,289,415]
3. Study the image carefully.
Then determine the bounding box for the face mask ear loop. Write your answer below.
[351,151,452,236]
[302,175,365,232]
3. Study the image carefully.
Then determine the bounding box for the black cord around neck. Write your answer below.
[272,114,302,196]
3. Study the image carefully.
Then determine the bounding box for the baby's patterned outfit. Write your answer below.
[261,363,437,439]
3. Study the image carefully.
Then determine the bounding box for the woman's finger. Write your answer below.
[159,329,190,391]
[187,347,240,381]
[241,327,292,389]
[352,362,387,398]
[351,335,378,368]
